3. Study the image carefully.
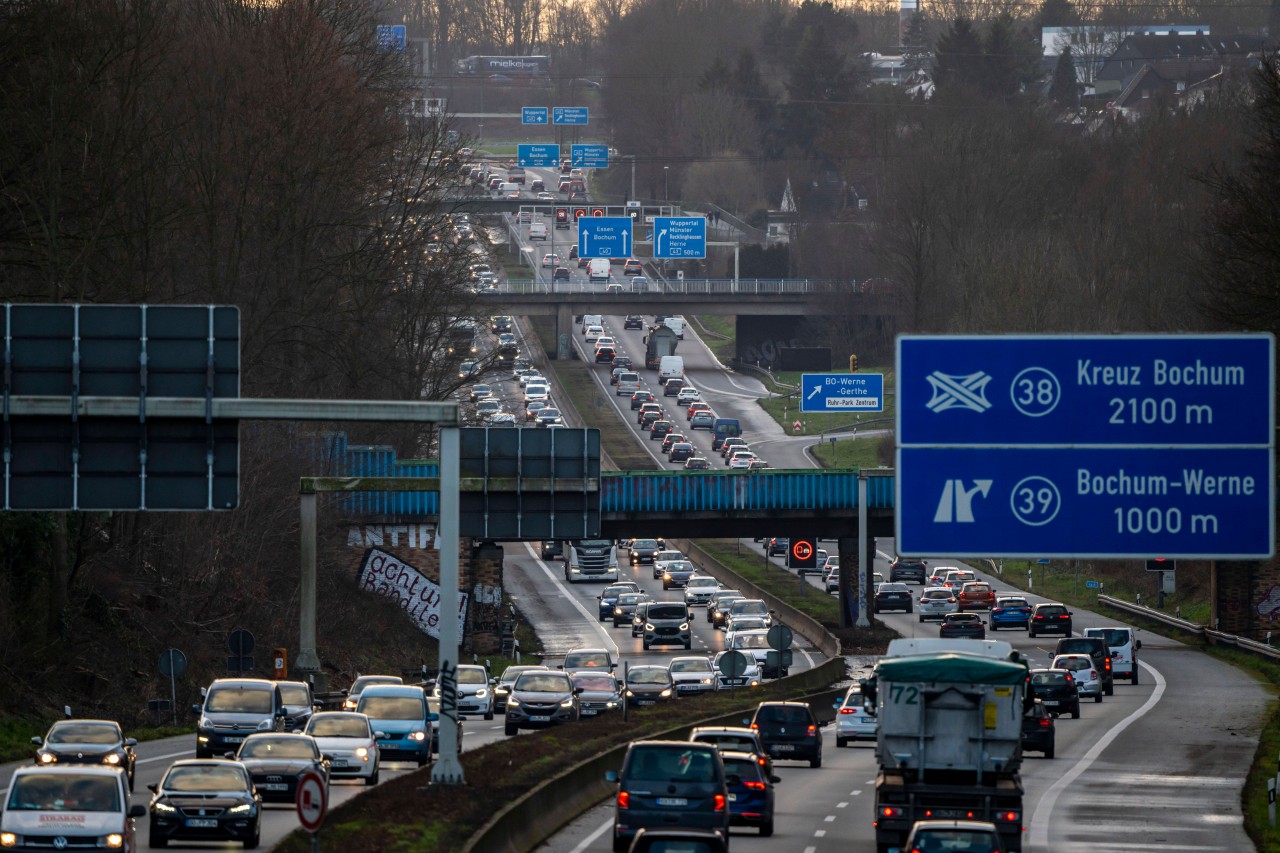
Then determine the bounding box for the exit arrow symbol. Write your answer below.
[657,229,667,255]
[807,386,821,400]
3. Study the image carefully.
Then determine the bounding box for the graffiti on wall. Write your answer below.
[358,548,468,639]
[1258,584,1280,621]
[735,315,805,368]
[469,583,506,635]
[347,524,435,549]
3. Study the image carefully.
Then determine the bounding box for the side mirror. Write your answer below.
[146,784,159,794]
[224,752,236,760]
[742,718,750,726]
[291,729,303,735]
[832,702,841,710]
[604,770,619,783]
[574,687,584,695]
[192,704,202,716]
[1135,639,1142,650]
[490,678,498,685]
[129,804,146,818]
[124,738,138,747]
[323,754,336,763]
[819,720,831,727]
[275,708,287,717]
[770,774,782,784]
[340,689,349,696]
[375,731,387,739]
[200,687,208,698]
[30,736,42,746]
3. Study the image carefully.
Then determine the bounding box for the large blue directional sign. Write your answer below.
[571,144,609,168]
[516,144,559,168]
[522,107,549,125]
[578,217,632,259]
[896,334,1276,559]
[376,25,407,52]
[553,107,589,125]
[653,216,707,259]
[801,373,884,413]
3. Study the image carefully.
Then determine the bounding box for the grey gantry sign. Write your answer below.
[3,304,240,510]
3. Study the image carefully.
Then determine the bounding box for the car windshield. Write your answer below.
[964,584,991,594]
[722,756,763,780]
[515,674,572,693]
[879,583,910,593]
[307,716,369,738]
[732,633,770,649]
[923,590,953,600]
[457,669,488,684]
[163,765,249,793]
[1054,657,1091,672]
[8,773,122,812]
[45,723,119,745]
[998,598,1029,607]
[499,667,543,685]
[755,705,809,724]
[627,748,718,782]
[602,586,633,599]
[657,551,682,561]
[648,604,686,620]
[948,614,981,623]
[358,696,425,720]
[350,676,401,694]
[572,675,617,692]
[666,561,693,572]
[617,594,644,605]
[697,734,754,750]
[688,578,718,588]
[731,618,767,630]
[633,540,659,549]
[1091,629,1132,646]
[205,686,273,714]
[732,601,768,615]
[1038,606,1067,616]
[628,668,671,685]
[278,684,310,705]
[911,828,1001,850]
[1031,671,1069,687]
[670,660,711,673]
[239,737,315,759]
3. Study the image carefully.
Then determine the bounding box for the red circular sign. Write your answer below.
[592,208,605,217]
[573,208,586,219]
[791,540,813,561]
[295,769,328,832]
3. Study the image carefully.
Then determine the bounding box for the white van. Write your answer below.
[529,221,548,240]
[659,355,684,382]
[1084,626,1142,683]
[2,766,144,849]
[588,259,611,282]
[498,181,519,195]
[580,314,603,333]
[662,317,686,339]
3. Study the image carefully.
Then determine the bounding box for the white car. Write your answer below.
[584,325,604,343]
[304,712,382,784]
[918,587,959,622]
[475,399,503,419]
[652,549,686,579]
[668,657,717,695]
[728,454,756,469]
[724,615,769,648]
[711,650,761,690]
[595,336,616,349]
[523,384,550,403]
[676,387,701,406]
[1052,654,1104,702]
[929,565,962,585]
[833,685,877,748]
[684,576,721,607]
[541,253,561,268]
[517,370,544,388]
[823,568,840,594]
[433,664,495,719]
[821,555,839,573]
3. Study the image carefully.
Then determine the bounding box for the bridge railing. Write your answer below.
[485,279,818,296]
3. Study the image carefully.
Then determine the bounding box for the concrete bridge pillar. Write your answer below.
[555,303,574,360]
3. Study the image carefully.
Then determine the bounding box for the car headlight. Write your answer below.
[343,699,357,710]
[615,607,623,615]
[663,573,672,580]
[679,623,690,630]
[507,697,521,708]
[560,698,575,708]
[625,690,635,698]
[106,834,124,849]
[1,832,16,847]
[474,688,488,699]
[409,731,427,742]
[228,803,255,814]
[606,701,620,709]
[645,623,655,631]
[700,678,712,685]
[39,752,56,764]
[659,689,672,698]
[355,747,369,758]
[104,753,120,765]
[153,802,177,813]
[750,679,761,687]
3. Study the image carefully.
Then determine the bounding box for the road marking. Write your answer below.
[837,801,849,808]
[824,815,836,822]
[851,790,862,795]
[570,817,614,853]
[804,848,816,853]
[1029,659,1167,849]
[814,829,827,837]
[138,749,194,765]
[522,542,619,656]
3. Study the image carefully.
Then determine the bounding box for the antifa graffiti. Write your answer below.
[358,548,468,639]
[347,524,435,549]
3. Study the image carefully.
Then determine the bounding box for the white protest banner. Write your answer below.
[358,548,468,639]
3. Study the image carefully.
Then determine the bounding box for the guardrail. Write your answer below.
[461,662,845,853]
[676,538,843,660]
[486,279,818,296]
[1098,594,1280,661]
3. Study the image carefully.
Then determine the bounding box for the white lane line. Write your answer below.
[804,848,817,853]
[851,790,862,796]
[521,542,619,656]
[814,829,827,837]
[138,749,194,765]
[837,801,849,808]
[569,817,614,853]
[824,815,836,822]
[1029,659,1167,849]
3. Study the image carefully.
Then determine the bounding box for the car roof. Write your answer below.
[359,684,425,697]
[12,764,125,779]
[209,678,275,688]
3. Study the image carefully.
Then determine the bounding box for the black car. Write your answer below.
[873,582,914,614]
[939,612,986,639]
[889,558,928,584]
[31,719,138,792]
[493,665,550,714]
[1054,636,1115,695]
[630,390,654,410]
[649,420,674,439]
[606,741,730,853]
[1028,602,1074,637]
[684,456,711,470]
[766,537,789,557]
[749,701,823,767]
[669,442,694,463]
[504,671,580,735]
[553,266,570,281]
[630,539,663,565]
[148,759,261,848]
[612,355,633,370]
[540,540,563,560]
[1028,667,1081,719]
[596,346,616,363]
[1022,700,1056,758]
[625,666,676,706]
[625,828,728,853]
[623,315,645,330]
[233,733,329,803]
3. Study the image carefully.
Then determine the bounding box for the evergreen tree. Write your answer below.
[1038,0,1078,29]
[903,12,930,77]
[785,25,854,149]
[932,18,985,100]
[698,57,733,93]
[982,14,1041,101]
[1049,46,1080,108]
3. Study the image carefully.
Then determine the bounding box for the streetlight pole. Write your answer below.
[630,156,636,202]
[664,166,669,201]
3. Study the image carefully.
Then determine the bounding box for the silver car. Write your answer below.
[668,657,717,695]
[433,664,495,720]
[918,587,959,622]
[684,576,721,606]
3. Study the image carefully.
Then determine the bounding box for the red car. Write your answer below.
[956,582,996,611]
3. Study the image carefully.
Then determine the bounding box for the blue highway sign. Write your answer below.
[1085,580,1101,589]
[571,144,609,168]
[653,216,707,259]
[522,107,549,125]
[376,25,407,52]
[801,373,884,413]
[897,334,1274,447]
[517,144,560,168]
[553,107,589,125]
[578,217,632,259]
[896,446,1274,559]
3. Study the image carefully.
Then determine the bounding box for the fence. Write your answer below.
[1098,594,1280,662]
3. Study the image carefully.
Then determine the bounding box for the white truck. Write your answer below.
[588,259,611,282]
[564,539,619,583]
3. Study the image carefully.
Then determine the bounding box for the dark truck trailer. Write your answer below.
[644,325,679,370]
[873,770,1023,853]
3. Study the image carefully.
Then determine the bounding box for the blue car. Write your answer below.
[990,595,1033,631]
[597,582,640,622]
[356,685,432,766]
[720,749,776,836]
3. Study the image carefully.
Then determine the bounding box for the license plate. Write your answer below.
[727,793,738,801]
[261,783,288,791]
[186,819,218,828]
[773,744,795,751]
[636,699,656,706]
[677,684,699,691]
[223,736,245,743]
[530,715,551,722]
[331,760,350,768]
[656,797,688,807]
[1043,700,1060,706]
[581,709,598,716]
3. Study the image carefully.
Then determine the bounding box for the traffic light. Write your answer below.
[788,537,817,570]
[1145,558,1166,572]
[849,353,858,373]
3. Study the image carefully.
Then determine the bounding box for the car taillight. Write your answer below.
[996,810,1020,822]
[757,756,768,767]
[713,794,726,811]
[1039,718,1051,728]
[881,806,904,818]
[993,608,1003,614]
[1089,670,1098,679]
[750,723,758,731]
[807,724,817,735]
[839,707,857,715]
[1104,658,1112,671]
[744,780,766,790]
[617,791,630,809]
[1059,614,1070,619]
